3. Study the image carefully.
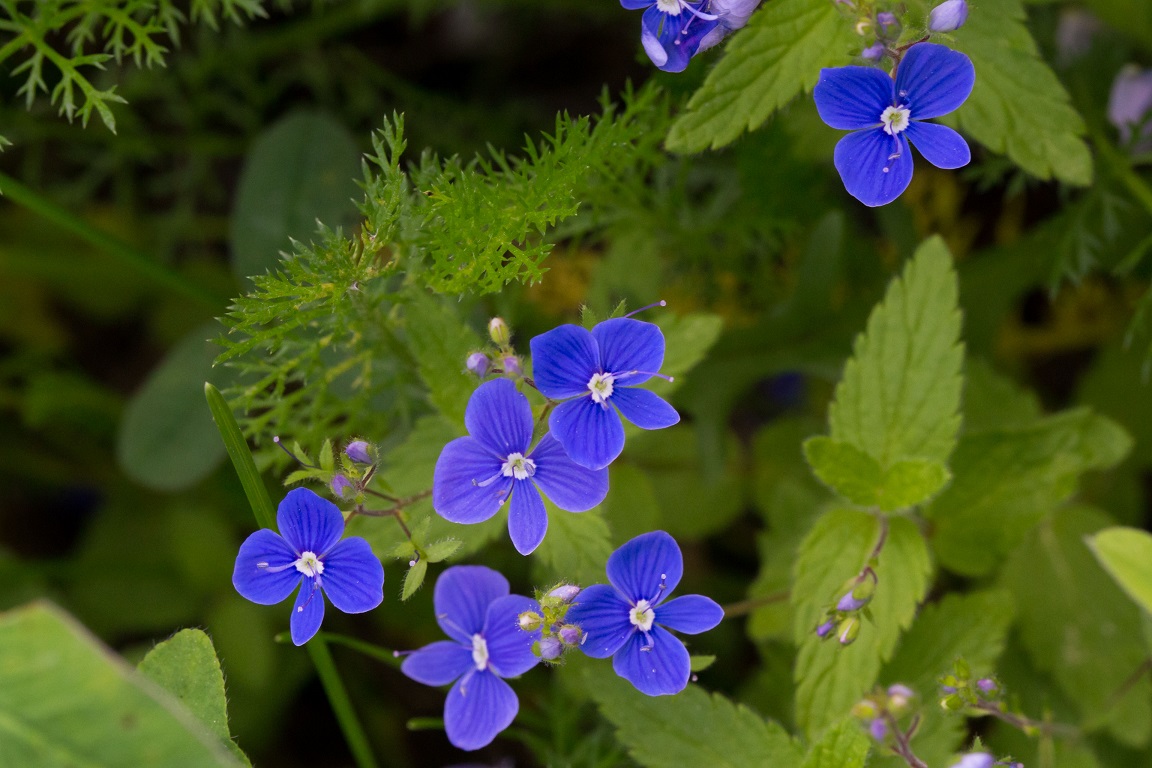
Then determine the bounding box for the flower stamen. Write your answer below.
[293,551,324,577]
[588,372,617,404]
[880,105,911,136]
[501,453,536,480]
[630,599,656,632]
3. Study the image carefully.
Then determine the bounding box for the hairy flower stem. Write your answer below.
[884,712,928,768]
[972,702,1078,738]
[721,590,789,618]
[889,36,930,77]
[353,490,432,540]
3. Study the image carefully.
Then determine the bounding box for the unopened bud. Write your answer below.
[838,616,861,645]
[928,0,967,32]
[876,11,900,36]
[518,611,544,632]
[868,718,888,742]
[862,42,885,61]
[887,684,915,714]
[836,590,869,612]
[948,753,994,768]
[344,440,372,464]
[855,18,872,35]
[975,677,999,697]
[940,693,965,711]
[466,352,490,378]
[851,700,879,719]
[330,474,354,499]
[537,636,562,660]
[558,624,582,645]
[488,317,511,346]
[548,584,581,603]
[816,620,836,639]
[501,355,522,377]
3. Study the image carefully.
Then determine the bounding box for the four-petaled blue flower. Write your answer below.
[433,378,609,555]
[814,42,975,207]
[622,0,720,73]
[530,318,680,471]
[233,487,385,646]
[401,566,541,751]
[566,530,723,695]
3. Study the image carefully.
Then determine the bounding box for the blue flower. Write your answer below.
[813,42,975,207]
[948,754,994,768]
[928,0,968,33]
[232,487,384,646]
[433,378,609,555]
[401,566,541,751]
[566,530,723,695]
[529,318,679,470]
[697,0,761,52]
[622,0,720,73]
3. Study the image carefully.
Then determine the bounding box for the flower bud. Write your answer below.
[975,677,999,697]
[948,753,994,768]
[1108,66,1152,150]
[537,636,562,660]
[876,11,900,36]
[887,684,915,714]
[868,718,888,742]
[501,355,523,378]
[330,474,355,499]
[836,590,869,612]
[861,42,885,61]
[547,584,581,603]
[488,317,511,346]
[816,619,836,638]
[851,699,879,719]
[837,616,861,645]
[344,440,372,464]
[928,0,967,33]
[558,624,582,645]
[466,352,490,378]
[518,611,544,632]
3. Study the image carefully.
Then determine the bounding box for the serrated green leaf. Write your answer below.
[949,0,1092,185]
[827,237,963,470]
[803,437,950,511]
[422,538,462,564]
[138,629,250,765]
[1002,507,1151,747]
[666,0,856,152]
[391,540,416,559]
[793,510,932,737]
[404,293,482,425]
[401,559,428,601]
[1089,527,1152,616]
[800,718,871,768]
[926,408,1132,576]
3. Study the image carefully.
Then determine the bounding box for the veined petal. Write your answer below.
[592,318,665,385]
[401,640,473,686]
[611,387,680,430]
[529,325,600,399]
[444,670,518,751]
[290,578,325,646]
[565,584,635,659]
[606,530,684,604]
[641,20,669,68]
[464,379,533,457]
[433,437,509,524]
[507,482,548,555]
[906,121,971,169]
[655,594,724,634]
[483,594,542,678]
[612,625,691,696]
[548,397,625,470]
[277,487,345,555]
[814,66,894,130]
[529,433,609,512]
[233,529,301,605]
[833,129,914,207]
[641,5,718,73]
[435,565,509,643]
[895,43,975,120]
[318,536,384,614]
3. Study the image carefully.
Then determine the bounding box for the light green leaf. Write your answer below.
[138,629,250,765]
[585,665,804,768]
[404,292,482,425]
[949,0,1092,185]
[800,718,871,768]
[0,602,242,767]
[401,559,428,601]
[926,408,1132,576]
[961,358,1041,433]
[827,236,963,470]
[206,381,275,529]
[1089,527,1152,616]
[803,436,950,511]
[665,0,856,152]
[422,538,463,564]
[690,655,717,672]
[792,510,932,736]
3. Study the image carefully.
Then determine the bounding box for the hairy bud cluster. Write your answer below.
[523,582,586,665]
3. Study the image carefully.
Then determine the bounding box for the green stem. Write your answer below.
[0,171,227,309]
[319,631,403,669]
[1094,127,1152,219]
[307,637,380,768]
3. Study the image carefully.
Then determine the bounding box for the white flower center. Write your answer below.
[587,372,616,404]
[656,0,682,13]
[294,551,324,578]
[471,633,490,671]
[630,599,656,632]
[501,452,536,480]
[880,106,911,136]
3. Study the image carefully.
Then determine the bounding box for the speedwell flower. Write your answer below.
[530,317,679,471]
[623,0,720,73]
[400,566,541,751]
[232,487,384,645]
[433,378,608,555]
[814,42,975,207]
[566,530,723,695]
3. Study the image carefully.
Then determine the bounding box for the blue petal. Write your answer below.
[483,594,542,678]
[906,121,971,169]
[318,536,384,614]
[592,318,665,386]
[895,43,975,120]
[814,65,894,130]
[611,387,680,430]
[401,640,473,686]
[276,487,344,555]
[529,433,609,512]
[444,670,518,751]
[529,325,600,399]
[548,397,625,470]
[233,529,301,605]
[290,578,325,646]
[464,379,533,457]
[611,626,691,696]
[833,129,914,207]
[641,20,668,68]
[640,6,717,74]
[655,594,724,634]
[621,0,650,7]
[433,437,509,524]
[565,584,635,659]
[606,530,684,605]
[434,565,509,643]
[507,481,548,555]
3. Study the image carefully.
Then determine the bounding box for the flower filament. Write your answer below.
[293,551,324,577]
[501,452,536,480]
[471,633,490,671]
[880,105,911,136]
